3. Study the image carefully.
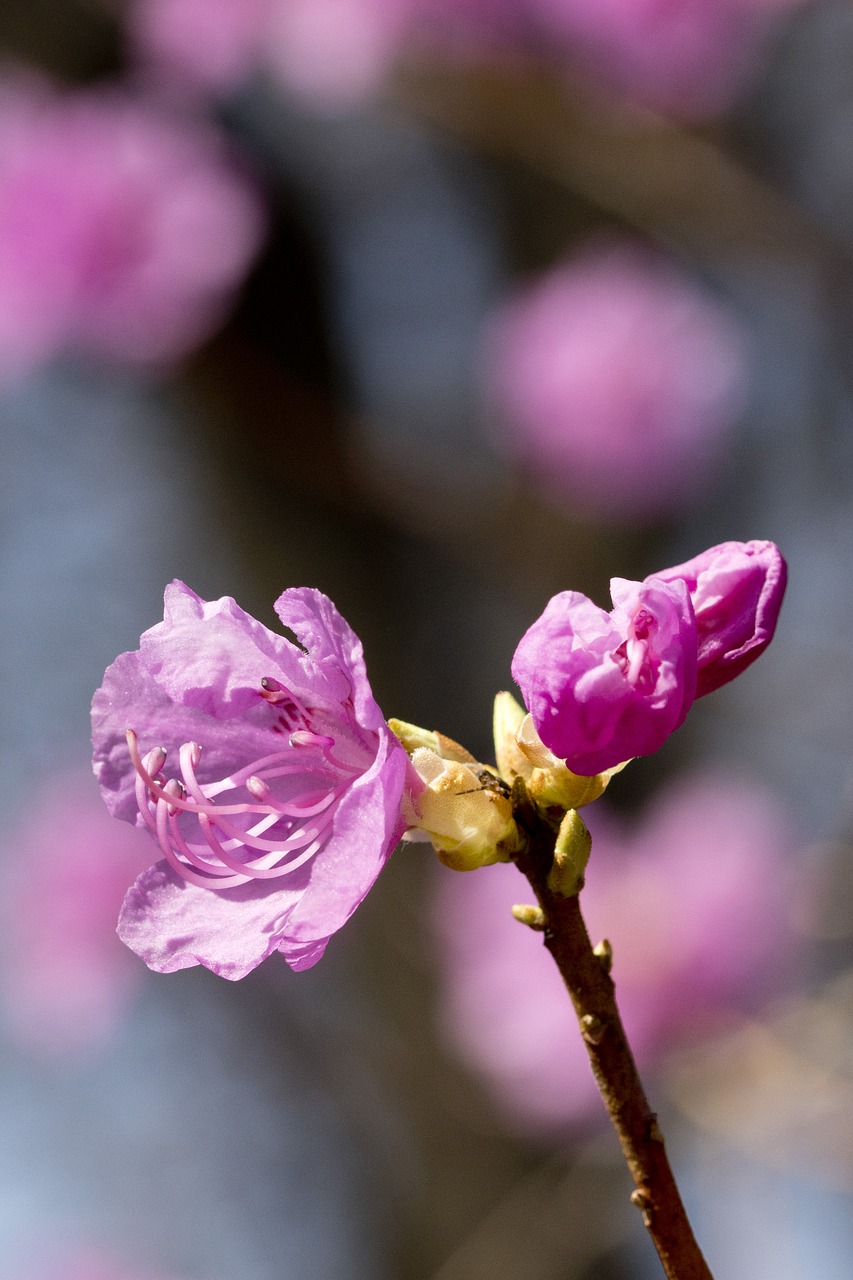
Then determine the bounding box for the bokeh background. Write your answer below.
[1,2,852,1277]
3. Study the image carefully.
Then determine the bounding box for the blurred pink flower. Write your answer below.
[433,773,796,1137]
[482,244,747,521]
[128,0,420,107]
[0,769,152,1057]
[528,0,807,119]
[0,77,265,382]
[128,0,271,94]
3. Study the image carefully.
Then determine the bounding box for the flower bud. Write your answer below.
[404,748,518,871]
[388,718,475,764]
[511,576,697,775]
[517,715,618,809]
[547,809,592,898]
[492,691,533,783]
[650,540,786,697]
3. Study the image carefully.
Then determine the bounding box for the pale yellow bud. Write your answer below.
[547,808,592,897]
[518,715,621,810]
[388,718,475,763]
[405,747,518,871]
[492,691,533,783]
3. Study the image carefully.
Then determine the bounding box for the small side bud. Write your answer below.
[404,747,519,871]
[580,1013,606,1045]
[493,691,532,783]
[547,809,592,897]
[511,903,546,930]
[388,719,475,763]
[593,938,613,974]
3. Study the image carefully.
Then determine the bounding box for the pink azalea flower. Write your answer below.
[128,0,420,108]
[0,78,265,382]
[527,0,806,119]
[433,773,796,1137]
[511,575,698,775]
[128,0,271,94]
[652,540,788,697]
[266,0,418,109]
[512,540,785,774]
[0,768,151,1057]
[482,245,747,521]
[91,583,410,979]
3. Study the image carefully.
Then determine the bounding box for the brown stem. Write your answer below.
[512,797,714,1280]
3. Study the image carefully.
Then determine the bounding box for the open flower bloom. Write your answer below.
[511,576,697,775]
[433,773,797,1137]
[651,539,787,697]
[91,583,409,978]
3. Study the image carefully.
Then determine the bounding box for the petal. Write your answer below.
[117,858,310,981]
[284,726,408,945]
[91,649,277,824]
[275,587,383,730]
[139,580,316,717]
[652,540,786,696]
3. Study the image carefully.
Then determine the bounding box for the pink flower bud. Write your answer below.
[651,540,787,697]
[511,576,697,776]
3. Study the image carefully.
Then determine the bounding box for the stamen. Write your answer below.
[625,637,649,687]
[127,726,349,889]
[290,730,334,750]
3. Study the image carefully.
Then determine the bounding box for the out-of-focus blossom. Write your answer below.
[0,77,265,382]
[527,0,807,119]
[91,582,410,979]
[0,769,150,1057]
[127,0,804,116]
[433,773,797,1137]
[653,540,788,697]
[128,0,270,94]
[512,574,698,775]
[482,245,747,521]
[129,0,420,107]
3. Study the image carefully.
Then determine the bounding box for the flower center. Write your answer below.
[613,605,658,691]
[126,678,361,890]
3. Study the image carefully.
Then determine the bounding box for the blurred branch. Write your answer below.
[394,60,834,270]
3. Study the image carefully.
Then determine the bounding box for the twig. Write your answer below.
[512,792,714,1280]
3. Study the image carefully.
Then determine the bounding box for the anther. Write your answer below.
[245,775,271,801]
[259,676,291,704]
[163,778,186,816]
[143,745,167,775]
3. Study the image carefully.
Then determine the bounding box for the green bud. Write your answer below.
[511,903,546,931]
[547,809,592,897]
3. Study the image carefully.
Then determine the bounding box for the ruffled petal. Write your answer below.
[284,725,408,944]
[91,648,278,824]
[139,580,316,717]
[275,587,382,729]
[117,858,310,980]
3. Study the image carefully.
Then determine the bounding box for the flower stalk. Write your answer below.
[511,783,714,1280]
